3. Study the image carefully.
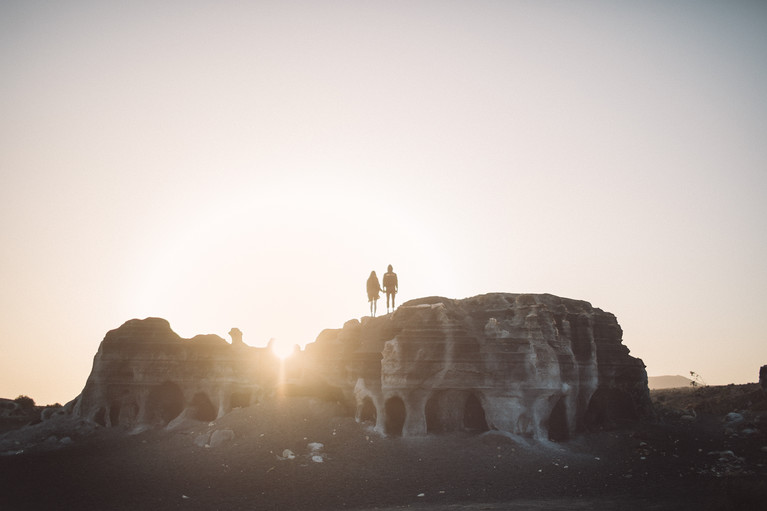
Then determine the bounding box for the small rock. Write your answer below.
[209,429,235,448]
[311,455,324,463]
[281,449,296,460]
[724,412,744,424]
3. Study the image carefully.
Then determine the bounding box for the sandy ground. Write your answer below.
[1,385,766,511]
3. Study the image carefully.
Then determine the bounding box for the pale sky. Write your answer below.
[2,0,766,405]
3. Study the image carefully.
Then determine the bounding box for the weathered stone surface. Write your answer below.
[73,293,650,440]
[303,293,651,440]
[74,318,273,428]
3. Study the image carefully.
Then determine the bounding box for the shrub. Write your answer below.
[14,395,35,409]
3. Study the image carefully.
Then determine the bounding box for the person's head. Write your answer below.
[370,270,376,278]
[387,264,393,272]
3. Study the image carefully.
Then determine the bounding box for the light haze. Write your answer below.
[2,1,766,405]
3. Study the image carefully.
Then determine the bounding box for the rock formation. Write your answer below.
[303,293,651,440]
[74,318,275,428]
[73,293,651,440]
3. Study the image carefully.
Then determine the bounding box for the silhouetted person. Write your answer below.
[383,264,398,313]
[366,270,382,317]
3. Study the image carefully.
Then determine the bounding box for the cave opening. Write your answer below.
[547,396,568,441]
[384,397,406,436]
[93,407,106,427]
[109,402,121,427]
[463,393,489,432]
[360,397,377,424]
[230,391,251,409]
[585,388,638,429]
[425,393,444,434]
[146,382,184,425]
[191,392,217,422]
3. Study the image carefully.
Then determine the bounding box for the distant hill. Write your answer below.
[648,375,693,389]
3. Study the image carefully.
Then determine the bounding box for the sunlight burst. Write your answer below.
[270,338,295,360]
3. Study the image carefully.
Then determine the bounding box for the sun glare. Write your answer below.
[270,338,295,360]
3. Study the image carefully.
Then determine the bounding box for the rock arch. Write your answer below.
[425,391,489,434]
[146,382,184,425]
[93,407,106,427]
[547,395,568,441]
[190,392,217,422]
[109,401,121,427]
[230,390,251,409]
[463,393,489,432]
[425,392,446,433]
[359,397,377,424]
[584,388,639,429]
[384,396,406,436]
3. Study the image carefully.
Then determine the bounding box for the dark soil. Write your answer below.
[1,385,766,511]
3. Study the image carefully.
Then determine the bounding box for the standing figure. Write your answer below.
[383,264,398,313]
[366,271,382,317]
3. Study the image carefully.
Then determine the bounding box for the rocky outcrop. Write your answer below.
[74,318,275,428]
[73,293,650,440]
[303,293,650,440]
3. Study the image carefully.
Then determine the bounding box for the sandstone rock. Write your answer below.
[72,293,650,441]
[304,293,650,440]
[74,318,270,429]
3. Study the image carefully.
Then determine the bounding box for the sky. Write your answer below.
[1,0,766,405]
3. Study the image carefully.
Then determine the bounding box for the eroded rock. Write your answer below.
[71,293,650,441]
[305,293,651,440]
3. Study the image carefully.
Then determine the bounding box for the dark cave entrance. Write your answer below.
[425,393,444,433]
[547,396,568,441]
[93,407,106,427]
[360,397,377,424]
[191,392,217,422]
[230,391,251,409]
[146,382,184,425]
[384,397,406,436]
[463,393,489,432]
[109,402,121,427]
[426,391,489,434]
[585,388,638,429]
